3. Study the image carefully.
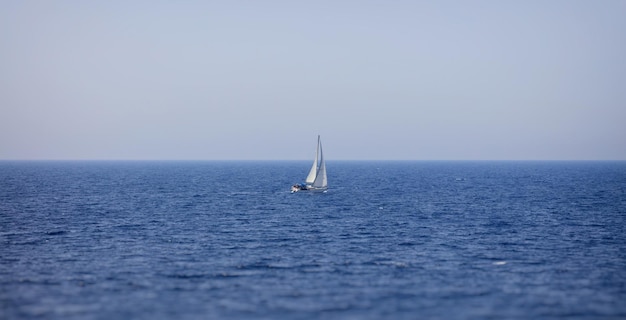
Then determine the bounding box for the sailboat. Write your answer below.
[291,135,328,193]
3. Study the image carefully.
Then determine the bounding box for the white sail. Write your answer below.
[312,144,327,188]
[305,136,320,184]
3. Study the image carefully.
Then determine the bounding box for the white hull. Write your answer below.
[304,185,328,192]
[291,185,328,193]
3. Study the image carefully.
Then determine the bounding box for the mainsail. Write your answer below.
[305,135,327,189]
[305,136,320,185]
[312,141,327,188]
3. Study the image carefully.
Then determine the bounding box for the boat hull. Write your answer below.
[291,184,327,193]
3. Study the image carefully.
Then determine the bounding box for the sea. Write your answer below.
[1,161,625,320]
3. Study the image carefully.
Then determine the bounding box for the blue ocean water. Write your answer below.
[1,161,625,319]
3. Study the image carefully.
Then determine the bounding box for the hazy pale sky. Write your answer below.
[1,1,625,160]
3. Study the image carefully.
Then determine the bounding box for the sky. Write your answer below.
[1,0,625,160]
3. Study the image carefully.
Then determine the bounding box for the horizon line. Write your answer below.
[1,159,624,162]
